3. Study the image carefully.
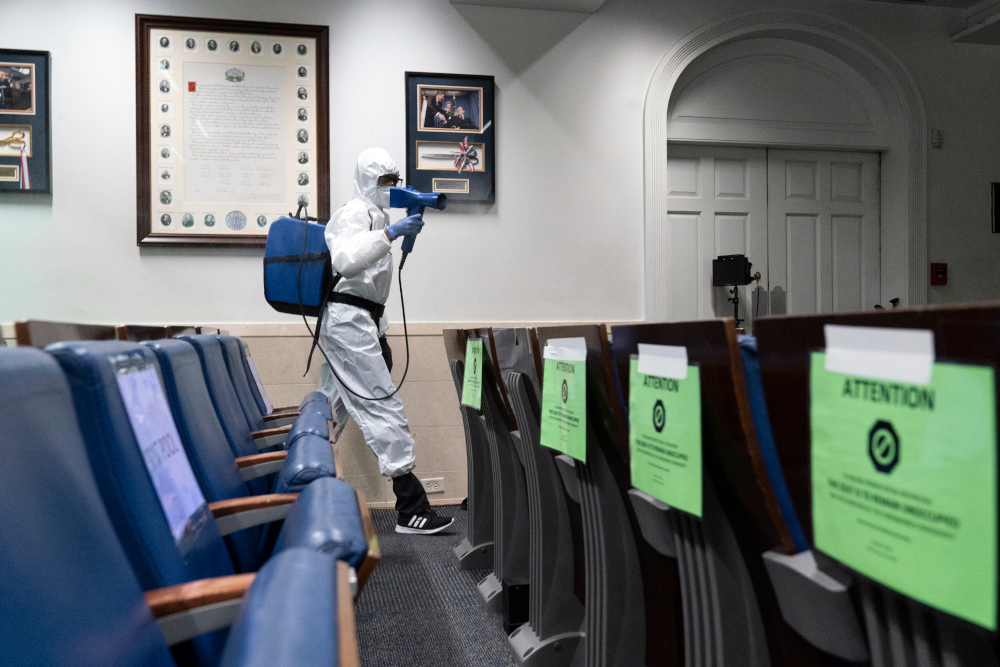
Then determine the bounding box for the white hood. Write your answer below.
[353,147,399,205]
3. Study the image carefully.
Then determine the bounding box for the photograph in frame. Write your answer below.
[406,72,494,204]
[136,15,329,246]
[0,50,51,193]
[417,85,482,132]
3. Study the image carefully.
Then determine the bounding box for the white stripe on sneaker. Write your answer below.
[419,517,427,528]
[408,515,418,527]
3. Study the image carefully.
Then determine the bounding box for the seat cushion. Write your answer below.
[274,477,368,568]
[220,547,338,667]
[273,433,337,494]
[284,409,330,451]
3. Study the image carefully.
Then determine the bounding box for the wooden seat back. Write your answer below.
[756,305,1000,666]
[535,324,675,666]
[612,318,824,666]
[116,325,169,342]
[14,320,117,348]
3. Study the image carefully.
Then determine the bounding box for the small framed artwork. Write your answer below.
[0,49,51,194]
[993,182,1000,233]
[405,72,494,204]
[136,14,329,246]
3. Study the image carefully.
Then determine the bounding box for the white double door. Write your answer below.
[664,144,880,323]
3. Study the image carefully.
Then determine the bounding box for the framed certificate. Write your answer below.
[405,72,495,205]
[136,15,329,246]
[0,49,51,194]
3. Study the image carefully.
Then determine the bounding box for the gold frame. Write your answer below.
[416,84,483,133]
[0,62,36,115]
[0,164,19,182]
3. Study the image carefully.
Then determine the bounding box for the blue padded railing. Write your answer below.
[737,335,809,553]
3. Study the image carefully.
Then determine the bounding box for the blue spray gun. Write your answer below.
[389,186,447,269]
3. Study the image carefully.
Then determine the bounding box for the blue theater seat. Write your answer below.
[219,548,342,667]
[234,336,331,420]
[46,341,366,579]
[180,335,326,454]
[218,335,274,429]
[144,338,334,489]
[0,346,175,666]
[0,347,350,667]
[219,335,332,428]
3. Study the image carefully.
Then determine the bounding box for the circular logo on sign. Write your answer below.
[653,399,666,433]
[226,211,247,231]
[561,379,569,404]
[868,420,900,473]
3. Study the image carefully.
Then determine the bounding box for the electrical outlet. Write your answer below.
[421,477,446,494]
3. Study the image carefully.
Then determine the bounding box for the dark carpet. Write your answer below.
[355,505,516,667]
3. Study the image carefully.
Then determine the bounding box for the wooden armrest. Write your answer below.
[264,411,300,422]
[272,404,299,412]
[234,451,287,469]
[209,493,298,518]
[252,424,292,439]
[145,573,256,619]
[338,561,361,667]
[354,489,380,598]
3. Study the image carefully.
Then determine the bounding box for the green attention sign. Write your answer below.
[628,359,702,517]
[540,355,587,462]
[811,352,998,630]
[461,339,483,410]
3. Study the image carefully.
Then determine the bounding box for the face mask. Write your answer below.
[374,186,391,209]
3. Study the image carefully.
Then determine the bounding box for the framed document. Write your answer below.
[405,72,495,205]
[0,49,51,194]
[136,15,329,246]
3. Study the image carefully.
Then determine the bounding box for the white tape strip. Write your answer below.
[824,324,934,385]
[637,343,688,380]
[543,337,587,362]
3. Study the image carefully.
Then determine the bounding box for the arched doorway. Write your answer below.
[643,10,927,322]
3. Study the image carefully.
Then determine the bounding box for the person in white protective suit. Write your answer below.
[319,148,454,535]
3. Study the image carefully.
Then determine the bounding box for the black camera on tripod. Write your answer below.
[712,254,760,328]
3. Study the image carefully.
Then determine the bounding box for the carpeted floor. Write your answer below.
[355,505,516,667]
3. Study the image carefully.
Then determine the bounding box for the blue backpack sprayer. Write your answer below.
[263,187,447,400]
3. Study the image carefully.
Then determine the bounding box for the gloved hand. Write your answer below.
[385,213,424,240]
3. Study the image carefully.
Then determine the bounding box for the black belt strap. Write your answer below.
[329,291,386,323]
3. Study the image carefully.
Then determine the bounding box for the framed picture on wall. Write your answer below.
[135,15,330,246]
[405,72,495,204]
[0,49,51,194]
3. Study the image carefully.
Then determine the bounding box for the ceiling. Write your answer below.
[868,0,981,7]
[449,0,986,14]
[449,0,1000,44]
[449,0,605,13]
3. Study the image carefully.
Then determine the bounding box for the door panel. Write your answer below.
[666,144,767,322]
[663,145,880,323]
[767,150,880,315]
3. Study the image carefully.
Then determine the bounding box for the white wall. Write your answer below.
[2,0,999,324]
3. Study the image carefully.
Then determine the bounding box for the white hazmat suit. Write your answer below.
[318,148,415,479]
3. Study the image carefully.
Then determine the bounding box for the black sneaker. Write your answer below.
[396,510,455,535]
